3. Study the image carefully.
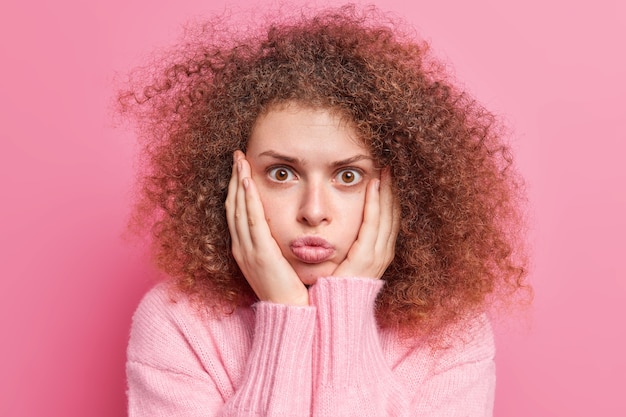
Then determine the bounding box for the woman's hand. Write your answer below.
[225,151,309,306]
[332,168,400,279]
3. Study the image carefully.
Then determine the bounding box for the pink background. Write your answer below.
[1,0,624,415]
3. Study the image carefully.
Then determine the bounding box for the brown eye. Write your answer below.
[337,169,362,185]
[275,169,288,181]
[342,171,355,183]
[268,167,294,182]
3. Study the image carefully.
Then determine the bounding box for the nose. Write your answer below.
[297,180,331,226]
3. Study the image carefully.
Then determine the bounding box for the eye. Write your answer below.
[336,169,362,185]
[268,166,296,182]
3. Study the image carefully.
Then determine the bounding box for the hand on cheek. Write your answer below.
[333,168,400,279]
[225,151,309,306]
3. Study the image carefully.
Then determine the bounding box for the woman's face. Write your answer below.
[246,104,379,285]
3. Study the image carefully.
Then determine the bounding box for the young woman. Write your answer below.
[122,5,528,416]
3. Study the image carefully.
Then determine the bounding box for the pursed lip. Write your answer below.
[289,236,335,263]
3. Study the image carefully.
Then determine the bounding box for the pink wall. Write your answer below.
[1,0,624,415]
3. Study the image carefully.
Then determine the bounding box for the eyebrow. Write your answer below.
[257,150,374,167]
[258,150,299,164]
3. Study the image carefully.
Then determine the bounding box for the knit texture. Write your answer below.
[127,277,495,416]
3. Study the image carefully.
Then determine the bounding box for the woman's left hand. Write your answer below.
[332,168,400,279]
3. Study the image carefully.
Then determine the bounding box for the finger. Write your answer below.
[241,169,274,246]
[390,185,401,253]
[226,151,244,248]
[234,156,253,250]
[355,177,382,248]
[337,177,380,273]
[386,168,401,253]
[236,157,272,241]
[376,168,397,252]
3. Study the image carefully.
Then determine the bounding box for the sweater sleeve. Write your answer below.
[126,284,316,417]
[218,302,316,416]
[309,277,411,417]
[308,277,496,417]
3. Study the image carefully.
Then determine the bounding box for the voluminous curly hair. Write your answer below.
[120,4,528,336]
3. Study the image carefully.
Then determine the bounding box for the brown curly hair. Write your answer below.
[120,4,529,335]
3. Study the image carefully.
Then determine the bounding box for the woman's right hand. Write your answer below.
[225,151,309,306]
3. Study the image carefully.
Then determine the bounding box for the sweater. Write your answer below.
[126,277,495,416]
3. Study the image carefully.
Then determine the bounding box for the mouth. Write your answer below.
[289,236,335,264]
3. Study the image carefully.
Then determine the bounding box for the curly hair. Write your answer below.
[120,4,529,336]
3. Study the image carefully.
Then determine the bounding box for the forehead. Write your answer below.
[247,104,369,157]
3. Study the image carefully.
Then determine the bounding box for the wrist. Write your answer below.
[258,279,310,306]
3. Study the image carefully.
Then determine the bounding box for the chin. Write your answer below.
[293,264,335,287]
[299,276,319,287]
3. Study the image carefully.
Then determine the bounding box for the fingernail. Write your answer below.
[243,178,249,189]
[237,161,242,172]
[375,179,381,191]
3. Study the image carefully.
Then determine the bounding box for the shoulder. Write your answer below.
[127,283,200,368]
[127,282,254,373]
[384,314,497,415]
[382,313,495,382]
[432,313,495,370]
[129,282,195,344]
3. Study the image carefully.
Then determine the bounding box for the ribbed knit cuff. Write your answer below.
[309,277,387,385]
[226,302,316,416]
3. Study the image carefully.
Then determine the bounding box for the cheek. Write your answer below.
[337,192,367,240]
[261,199,279,226]
[256,189,291,238]
[257,191,276,221]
